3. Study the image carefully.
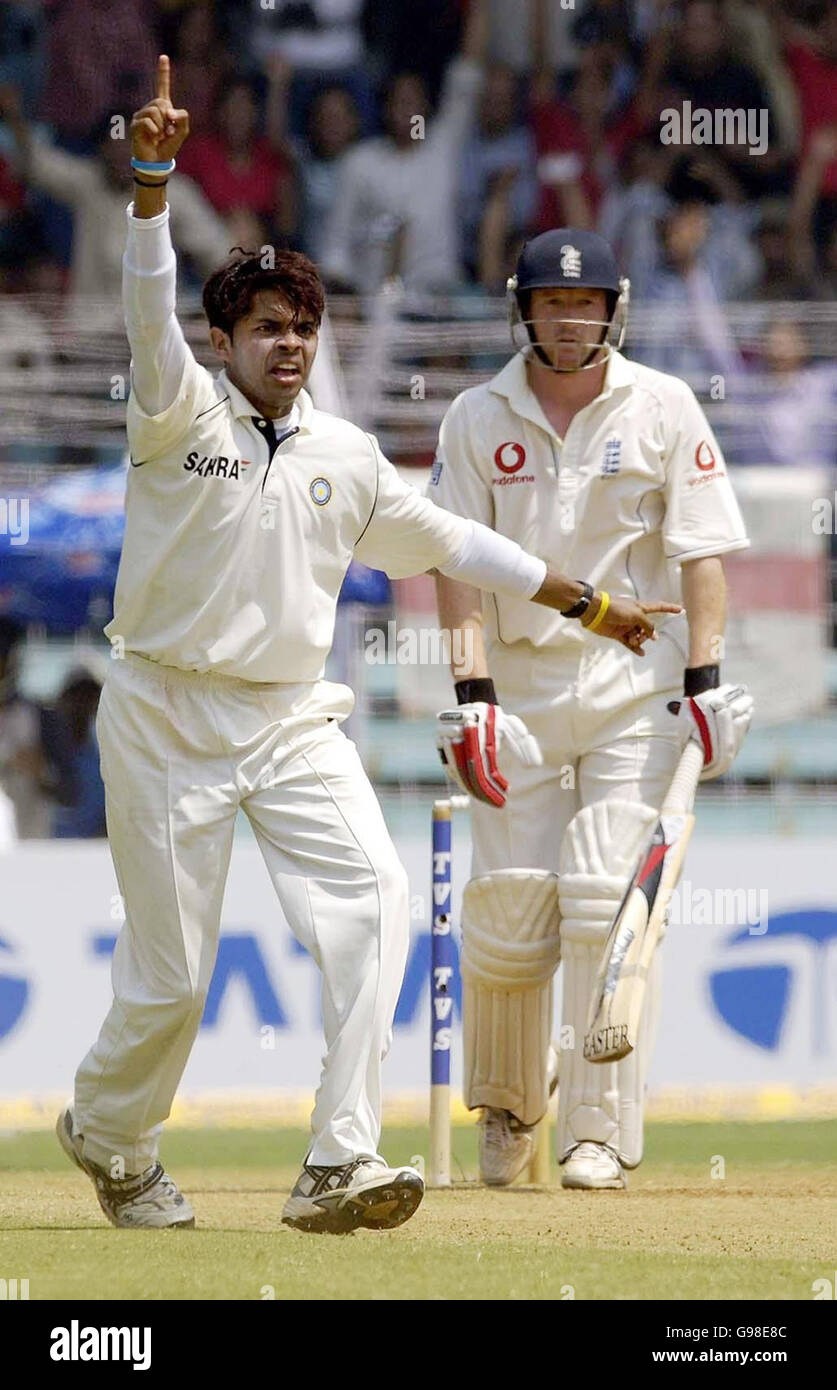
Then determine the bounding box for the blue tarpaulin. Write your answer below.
[0,462,390,633]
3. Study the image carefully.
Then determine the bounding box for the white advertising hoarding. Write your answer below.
[1,829,836,1106]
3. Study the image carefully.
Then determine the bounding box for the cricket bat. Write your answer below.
[584,738,705,1064]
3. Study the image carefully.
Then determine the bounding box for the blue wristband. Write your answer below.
[130,157,176,174]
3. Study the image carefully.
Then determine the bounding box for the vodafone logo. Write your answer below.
[695,440,716,471]
[494,441,526,474]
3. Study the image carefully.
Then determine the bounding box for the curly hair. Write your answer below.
[202,247,325,338]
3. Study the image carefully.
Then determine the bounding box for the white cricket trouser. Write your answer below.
[469,632,686,1157]
[471,634,685,872]
[74,653,410,1174]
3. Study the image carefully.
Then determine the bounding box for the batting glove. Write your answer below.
[436,702,542,807]
[668,682,754,781]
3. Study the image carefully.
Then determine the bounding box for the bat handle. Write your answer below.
[663,739,705,815]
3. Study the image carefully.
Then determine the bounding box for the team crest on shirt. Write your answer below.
[601,437,622,475]
[430,457,444,486]
[560,244,582,278]
[310,477,332,505]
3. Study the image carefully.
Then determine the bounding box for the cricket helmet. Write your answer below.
[507,228,630,371]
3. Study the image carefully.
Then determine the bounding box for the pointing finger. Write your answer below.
[156,53,171,104]
[638,601,683,615]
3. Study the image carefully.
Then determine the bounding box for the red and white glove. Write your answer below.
[436,702,542,807]
[668,683,754,780]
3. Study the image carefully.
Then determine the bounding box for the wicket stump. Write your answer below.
[429,795,553,1187]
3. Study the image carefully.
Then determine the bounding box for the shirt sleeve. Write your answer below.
[426,392,493,526]
[354,436,472,576]
[123,203,216,465]
[662,384,750,562]
[354,436,544,597]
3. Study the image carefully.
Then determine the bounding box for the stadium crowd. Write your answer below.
[1,0,837,840]
[0,0,835,303]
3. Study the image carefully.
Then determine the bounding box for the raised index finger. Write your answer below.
[156,54,171,103]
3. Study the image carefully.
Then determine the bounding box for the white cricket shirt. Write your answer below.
[429,348,749,661]
[106,206,545,683]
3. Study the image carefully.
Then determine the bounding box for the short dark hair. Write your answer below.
[202,248,326,338]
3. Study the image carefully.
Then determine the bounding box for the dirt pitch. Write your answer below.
[1,1121,835,1301]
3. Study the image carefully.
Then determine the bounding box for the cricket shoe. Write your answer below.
[282,1155,424,1234]
[561,1141,626,1190]
[56,1106,195,1228]
[478,1041,560,1187]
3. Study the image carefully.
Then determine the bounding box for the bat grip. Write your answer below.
[663,739,705,814]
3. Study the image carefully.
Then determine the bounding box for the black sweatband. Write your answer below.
[133,175,169,188]
[684,664,720,697]
[561,580,594,619]
[455,678,497,706]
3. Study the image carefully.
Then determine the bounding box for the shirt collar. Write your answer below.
[216,367,314,432]
[488,349,636,432]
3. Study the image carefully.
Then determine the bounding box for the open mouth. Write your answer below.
[270,364,302,381]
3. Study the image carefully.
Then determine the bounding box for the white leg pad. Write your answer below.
[461,869,561,1127]
[556,798,660,1167]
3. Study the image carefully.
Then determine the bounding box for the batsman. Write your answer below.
[432,229,754,1189]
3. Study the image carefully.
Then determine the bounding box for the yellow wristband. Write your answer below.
[585,590,610,633]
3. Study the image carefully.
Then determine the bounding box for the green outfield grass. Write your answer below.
[2,1121,835,1301]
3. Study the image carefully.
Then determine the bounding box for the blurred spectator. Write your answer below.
[320,0,487,293]
[629,158,760,381]
[0,86,231,300]
[0,1,48,119]
[0,146,30,268]
[159,2,235,138]
[459,63,537,284]
[569,0,641,108]
[751,198,822,299]
[788,125,837,284]
[725,316,837,467]
[39,0,157,145]
[48,669,106,839]
[250,0,375,135]
[362,0,464,103]
[0,616,50,842]
[532,51,632,232]
[782,0,837,219]
[604,151,759,304]
[176,72,297,248]
[640,0,786,196]
[292,84,361,262]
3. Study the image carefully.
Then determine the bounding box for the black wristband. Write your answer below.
[560,580,594,619]
[684,664,720,697]
[455,678,497,706]
[133,175,169,188]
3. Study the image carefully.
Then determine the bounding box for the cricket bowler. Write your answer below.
[432,228,754,1189]
[56,62,677,1235]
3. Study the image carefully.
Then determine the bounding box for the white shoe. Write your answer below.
[561,1140,626,1190]
[478,1042,560,1187]
[478,1041,561,1187]
[56,1106,195,1228]
[282,1154,424,1234]
[478,1109,536,1186]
